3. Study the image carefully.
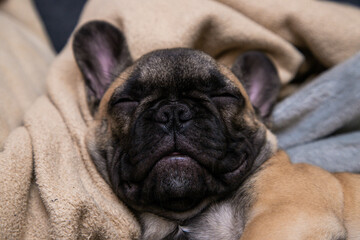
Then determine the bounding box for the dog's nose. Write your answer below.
[154,102,192,127]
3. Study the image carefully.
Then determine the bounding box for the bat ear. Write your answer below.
[73,20,132,113]
[231,51,281,120]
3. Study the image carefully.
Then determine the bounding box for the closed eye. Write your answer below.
[210,92,244,106]
[210,93,239,99]
[111,97,139,112]
[108,89,141,115]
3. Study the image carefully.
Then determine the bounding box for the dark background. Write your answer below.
[33,0,360,53]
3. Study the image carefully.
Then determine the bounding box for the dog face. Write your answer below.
[73,21,280,220]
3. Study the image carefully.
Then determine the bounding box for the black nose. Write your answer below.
[154,102,193,128]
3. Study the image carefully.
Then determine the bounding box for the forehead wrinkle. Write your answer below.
[134,49,219,87]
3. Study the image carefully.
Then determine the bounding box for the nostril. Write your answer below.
[178,108,192,122]
[154,104,173,124]
[157,111,170,123]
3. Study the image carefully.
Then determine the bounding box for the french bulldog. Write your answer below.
[73,21,360,240]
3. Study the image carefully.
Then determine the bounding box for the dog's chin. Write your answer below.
[118,150,250,219]
[118,154,227,219]
[122,154,208,212]
[145,154,207,212]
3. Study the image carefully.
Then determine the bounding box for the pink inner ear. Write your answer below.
[249,80,261,103]
[93,36,115,79]
[248,72,263,105]
[98,48,114,77]
[248,70,272,117]
[83,35,117,99]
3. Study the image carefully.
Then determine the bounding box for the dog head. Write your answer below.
[73,21,280,220]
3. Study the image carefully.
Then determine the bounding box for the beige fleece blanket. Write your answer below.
[1,0,360,239]
[0,0,54,147]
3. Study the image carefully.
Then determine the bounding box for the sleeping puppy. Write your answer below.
[73,21,360,240]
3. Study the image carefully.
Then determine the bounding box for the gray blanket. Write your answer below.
[273,52,360,172]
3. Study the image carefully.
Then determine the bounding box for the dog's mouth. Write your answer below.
[148,153,207,211]
[119,148,249,214]
[121,151,208,212]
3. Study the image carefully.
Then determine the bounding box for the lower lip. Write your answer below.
[159,154,193,163]
[152,154,200,175]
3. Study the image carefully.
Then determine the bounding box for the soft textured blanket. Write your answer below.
[1,0,360,239]
[273,52,360,172]
[0,0,54,147]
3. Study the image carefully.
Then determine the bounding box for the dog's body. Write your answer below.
[139,151,360,240]
[73,21,360,239]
